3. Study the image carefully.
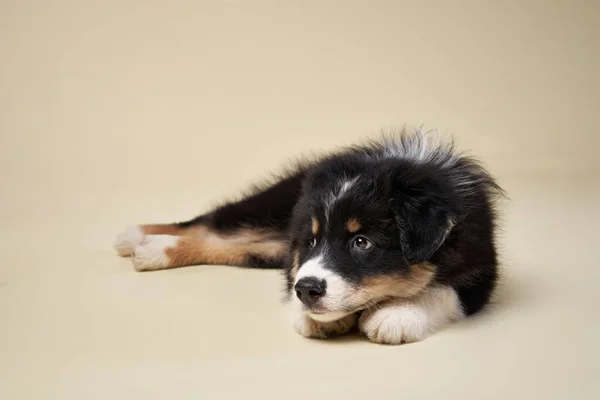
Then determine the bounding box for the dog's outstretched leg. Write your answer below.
[114,170,306,271]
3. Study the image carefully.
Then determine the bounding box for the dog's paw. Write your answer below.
[114,226,144,257]
[359,304,429,345]
[293,314,357,339]
[131,235,178,271]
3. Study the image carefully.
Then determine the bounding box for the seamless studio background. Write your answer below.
[1,1,599,399]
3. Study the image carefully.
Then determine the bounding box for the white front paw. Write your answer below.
[114,226,144,257]
[293,314,357,339]
[359,304,429,345]
[294,315,328,339]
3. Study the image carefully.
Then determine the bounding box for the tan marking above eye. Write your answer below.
[312,217,319,235]
[346,218,361,233]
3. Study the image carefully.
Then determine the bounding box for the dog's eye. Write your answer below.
[309,236,317,248]
[353,236,373,250]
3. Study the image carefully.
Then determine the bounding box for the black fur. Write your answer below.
[178,131,503,316]
[178,170,307,232]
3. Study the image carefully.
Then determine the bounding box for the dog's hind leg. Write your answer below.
[113,223,198,257]
[128,228,289,271]
[114,169,306,271]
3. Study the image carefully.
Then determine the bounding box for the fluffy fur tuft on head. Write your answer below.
[356,127,505,200]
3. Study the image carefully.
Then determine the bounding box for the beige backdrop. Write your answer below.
[1,1,599,399]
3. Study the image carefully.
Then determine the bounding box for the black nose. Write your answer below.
[294,277,326,306]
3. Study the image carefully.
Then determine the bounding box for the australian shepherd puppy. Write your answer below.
[114,130,503,345]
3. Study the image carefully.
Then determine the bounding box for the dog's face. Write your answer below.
[288,157,458,322]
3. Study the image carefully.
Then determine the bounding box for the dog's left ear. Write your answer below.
[389,174,457,264]
[393,195,455,264]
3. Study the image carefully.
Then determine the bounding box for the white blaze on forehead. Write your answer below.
[324,176,360,223]
[339,178,358,195]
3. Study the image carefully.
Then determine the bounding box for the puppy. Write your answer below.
[114,130,503,345]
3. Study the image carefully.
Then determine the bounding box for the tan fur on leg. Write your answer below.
[129,226,287,271]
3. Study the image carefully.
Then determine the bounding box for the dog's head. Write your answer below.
[288,155,461,322]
